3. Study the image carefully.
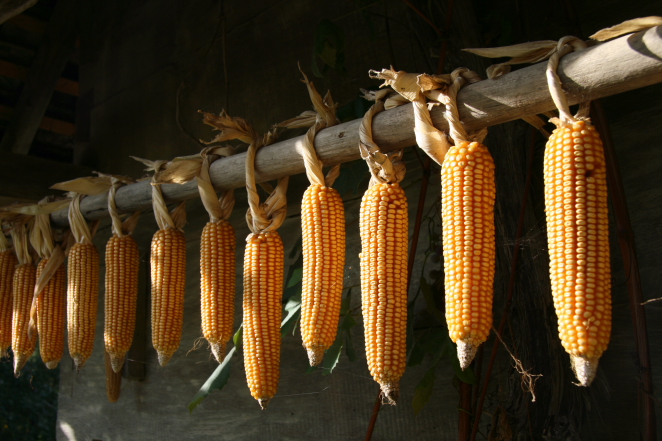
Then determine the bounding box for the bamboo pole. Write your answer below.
[51,26,662,226]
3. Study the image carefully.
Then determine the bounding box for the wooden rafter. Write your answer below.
[0,0,77,155]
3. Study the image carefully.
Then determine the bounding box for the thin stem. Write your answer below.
[470,127,538,441]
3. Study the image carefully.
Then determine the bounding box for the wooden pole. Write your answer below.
[50,26,662,226]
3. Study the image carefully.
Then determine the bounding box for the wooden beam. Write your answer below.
[0,0,77,155]
[49,26,662,227]
[0,104,75,136]
[5,12,46,33]
[0,0,37,26]
[0,152,91,201]
[0,59,79,96]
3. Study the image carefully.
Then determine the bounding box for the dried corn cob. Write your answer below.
[200,219,236,363]
[359,182,408,404]
[300,184,346,365]
[243,231,284,409]
[67,242,100,369]
[441,141,496,369]
[150,227,186,367]
[12,262,36,375]
[104,234,140,372]
[0,237,17,357]
[544,119,611,386]
[35,258,66,369]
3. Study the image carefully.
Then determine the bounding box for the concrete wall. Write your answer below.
[55,1,662,440]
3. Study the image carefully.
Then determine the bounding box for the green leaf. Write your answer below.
[344,334,357,362]
[311,19,345,78]
[281,292,302,337]
[188,346,236,413]
[232,324,243,348]
[287,267,303,288]
[449,353,477,384]
[421,276,445,324]
[412,365,436,415]
[321,338,344,376]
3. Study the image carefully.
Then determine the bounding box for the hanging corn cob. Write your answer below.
[104,177,141,373]
[29,199,68,369]
[244,130,288,409]
[541,38,610,386]
[0,226,17,358]
[10,222,36,375]
[196,147,237,363]
[199,110,288,409]
[66,194,100,369]
[358,91,409,405]
[277,68,345,366]
[133,157,187,367]
[370,68,495,370]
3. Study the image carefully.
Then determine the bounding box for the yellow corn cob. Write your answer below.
[300,184,346,366]
[104,234,140,373]
[200,220,236,363]
[12,263,37,375]
[543,119,611,386]
[0,249,17,357]
[104,350,122,403]
[359,182,408,404]
[441,140,496,369]
[35,258,66,369]
[150,228,186,367]
[67,242,100,369]
[243,231,283,409]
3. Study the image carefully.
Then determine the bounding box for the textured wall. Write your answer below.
[54,0,662,440]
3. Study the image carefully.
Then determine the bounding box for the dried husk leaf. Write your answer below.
[10,222,31,265]
[199,110,257,145]
[198,147,235,222]
[154,158,203,185]
[107,177,141,237]
[369,68,451,165]
[280,67,340,187]
[28,245,65,339]
[590,16,662,41]
[121,212,141,236]
[68,194,94,245]
[463,40,557,59]
[245,130,289,234]
[359,99,406,186]
[29,203,54,260]
[417,73,451,92]
[277,110,318,129]
[7,199,71,216]
[0,227,9,252]
[51,176,113,196]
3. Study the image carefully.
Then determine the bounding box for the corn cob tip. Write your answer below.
[13,353,30,376]
[306,346,325,367]
[157,350,174,367]
[210,342,226,364]
[0,347,8,359]
[457,340,478,370]
[72,354,88,370]
[109,354,125,373]
[258,398,270,410]
[571,355,598,387]
[380,382,399,405]
[44,360,60,369]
